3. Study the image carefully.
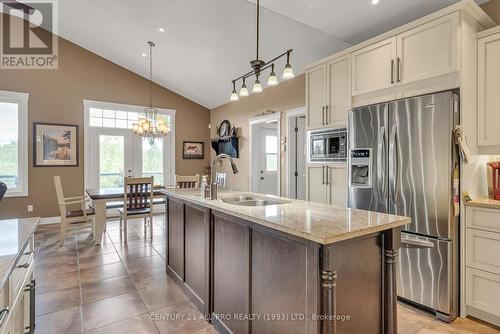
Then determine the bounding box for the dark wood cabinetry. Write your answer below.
[165,194,401,334]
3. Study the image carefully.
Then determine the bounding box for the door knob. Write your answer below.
[260,177,264,180]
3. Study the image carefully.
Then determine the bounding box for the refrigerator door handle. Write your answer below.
[401,236,435,248]
[389,124,398,202]
[378,126,386,198]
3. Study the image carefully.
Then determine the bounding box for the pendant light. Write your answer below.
[229,0,293,101]
[132,41,169,144]
[239,77,249,97]
[230,81,239,101]
[267,64,278,86]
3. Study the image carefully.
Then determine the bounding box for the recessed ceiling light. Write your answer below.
[142,53,147,57]
[158,27,165,33]
[371,0,379,4]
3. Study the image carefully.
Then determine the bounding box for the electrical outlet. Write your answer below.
[27,205,33,212]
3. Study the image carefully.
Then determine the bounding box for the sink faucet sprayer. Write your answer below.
[207,154,238,200]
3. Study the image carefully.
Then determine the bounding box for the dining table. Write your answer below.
[86,186,170,245]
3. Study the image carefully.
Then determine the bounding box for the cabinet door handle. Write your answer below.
[397,57,401,83]
[322,106,325,125]
[391,59,395,84]
[326,167,329,185]
[17,263,29,269]
[325,106,329,125]
[322,166,325,184]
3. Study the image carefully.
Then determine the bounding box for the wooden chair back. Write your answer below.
[175,175,199,189]
[215,172,227,188]
[123,177,154,213]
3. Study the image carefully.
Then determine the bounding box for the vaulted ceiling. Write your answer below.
[52,0,489,109]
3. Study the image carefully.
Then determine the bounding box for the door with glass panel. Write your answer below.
[87,106,173,189]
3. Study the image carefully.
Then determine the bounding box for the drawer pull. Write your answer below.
[16,263,29,269]
[0,307,10,328]
[23,251,35,256]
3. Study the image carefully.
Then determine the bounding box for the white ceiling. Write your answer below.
[248,0,490,44]
[54,0,489,109]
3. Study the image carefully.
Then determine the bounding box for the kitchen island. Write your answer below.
[162,189,410,334]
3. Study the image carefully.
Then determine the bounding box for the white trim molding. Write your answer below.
[285,107,306,198]
[248,112,282,196]
[0,90,29,197]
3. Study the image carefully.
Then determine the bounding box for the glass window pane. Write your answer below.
[102,109,115,118]
[115,119,127,129]
[266,154,278,172]
[89,117,102,127]
[99,135,124,189]
[127,120,136,129]
[265,135,278,154]
[102,118,115,128]
[115,110,128,120]
[89,108,102,118]
[127,112,138,121]
[142,139,163,186]
[0,102,19,188]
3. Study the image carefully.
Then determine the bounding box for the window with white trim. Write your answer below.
[0,91,29,197]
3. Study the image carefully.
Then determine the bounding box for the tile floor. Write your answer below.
[33,216,500,333]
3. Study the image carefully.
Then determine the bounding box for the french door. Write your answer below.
[84,100,175,190]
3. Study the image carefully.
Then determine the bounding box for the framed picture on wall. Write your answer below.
[183,141,204,159]
[33,123,78,167]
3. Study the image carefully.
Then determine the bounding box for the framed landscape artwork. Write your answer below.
[183,141,204,159]
[34,123,78,166]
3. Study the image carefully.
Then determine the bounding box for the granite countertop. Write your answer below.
[0,217,40,290]
[465,197,500,210]
[162,189,410,245]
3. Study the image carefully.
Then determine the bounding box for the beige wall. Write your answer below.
[210,75,305,195]
[0,29,210,219]
[482,0,500,24]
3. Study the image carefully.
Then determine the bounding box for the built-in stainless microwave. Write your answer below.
[308,128,347,163]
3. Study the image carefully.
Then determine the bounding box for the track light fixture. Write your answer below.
[229,0,293,101]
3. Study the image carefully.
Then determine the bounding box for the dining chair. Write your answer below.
[215,172,227,188]
[175,174,200,188]
[0,182,7,201]
[54,176,94,246]
[119,176,154,242]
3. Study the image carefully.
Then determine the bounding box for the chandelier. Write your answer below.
[133,41,169,144]
[229,0,294,102]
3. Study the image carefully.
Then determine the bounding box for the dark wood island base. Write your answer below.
[164,194,403,334]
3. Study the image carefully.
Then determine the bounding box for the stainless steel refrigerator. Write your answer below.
[348,91,459,321]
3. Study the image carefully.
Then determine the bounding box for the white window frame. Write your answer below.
[0,90,29,197]
[83,99,176,190]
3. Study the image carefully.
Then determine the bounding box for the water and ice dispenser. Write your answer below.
[349,149,373,188]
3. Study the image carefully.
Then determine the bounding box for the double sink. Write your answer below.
[220,194,290,207]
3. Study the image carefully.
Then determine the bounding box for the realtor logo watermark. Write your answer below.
[1,0,58,69]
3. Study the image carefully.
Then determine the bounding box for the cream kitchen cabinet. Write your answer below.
[307,56,351,128]
[477,27,500,147]
[306,65,327,128]
[397,12,459,85]
[306,165,347,206]
[352,37,397,96]
[352,12,459,96]
[465,205,500,327]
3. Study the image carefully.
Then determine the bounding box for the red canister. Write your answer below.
[488,162,500,200]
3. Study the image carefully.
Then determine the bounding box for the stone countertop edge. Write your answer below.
[0,217,40,291]
[161,189,410,245]
[465,197,500,210]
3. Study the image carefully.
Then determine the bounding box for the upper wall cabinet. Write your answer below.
[307,55,351,129]
[351,13,459,96]
[306,64,327,128]
[478,28,500,147]
[352,37,397,96]
[397,13,459,85]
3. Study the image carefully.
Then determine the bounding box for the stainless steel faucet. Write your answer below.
[208,154,238,200]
